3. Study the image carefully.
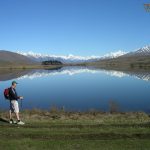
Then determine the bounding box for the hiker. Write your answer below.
[8,81,25,125]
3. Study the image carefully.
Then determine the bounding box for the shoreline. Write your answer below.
[1,109,150,123]
[0,64,64,70]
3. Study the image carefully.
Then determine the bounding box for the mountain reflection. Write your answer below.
[0,67,150,81]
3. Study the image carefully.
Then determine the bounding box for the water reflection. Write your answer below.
[0,69,31,81]
[0,67,150,81]
[0,66,150,112]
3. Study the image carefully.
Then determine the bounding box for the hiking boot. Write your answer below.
[13,120,17,124]
[9,119,16,124]
[17,120,25,125]
[9,119,13,124]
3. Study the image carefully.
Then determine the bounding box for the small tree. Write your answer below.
[109,100,120,113]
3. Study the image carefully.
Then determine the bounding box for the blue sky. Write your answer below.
[0,0,150,56]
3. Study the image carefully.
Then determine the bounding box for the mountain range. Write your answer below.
[88,46,150,70]
[121,46,150,57]
[17,46,150,63]
[17,50,126,63]
[0,46,150,67]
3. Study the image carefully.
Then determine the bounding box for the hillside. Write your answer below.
[87,55,150,70]
[0,50,38,67]
[86,46,150,70]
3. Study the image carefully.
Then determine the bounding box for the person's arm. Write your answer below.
[19,96,24,99]
[15,90,23,100]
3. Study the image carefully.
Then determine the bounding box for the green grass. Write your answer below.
[0,111,150,149]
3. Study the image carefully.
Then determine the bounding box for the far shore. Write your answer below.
[0,64,64,70]
[1,62,150,74]
[0,63,87,70]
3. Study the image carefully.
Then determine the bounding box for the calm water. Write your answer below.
[0,66,150,112]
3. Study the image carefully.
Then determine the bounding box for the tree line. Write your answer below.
[42,60,63,65]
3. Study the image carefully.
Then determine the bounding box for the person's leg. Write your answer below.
[13,101,20,121]
[9,101,14,123]
[15,112,20,121]
[9,110,12,120]
[13,100,24,125]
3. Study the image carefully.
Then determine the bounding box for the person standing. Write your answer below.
[9,81,25,125]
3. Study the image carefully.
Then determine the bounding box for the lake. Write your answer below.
[0,66,150,112]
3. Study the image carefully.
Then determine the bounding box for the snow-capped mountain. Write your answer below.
[16,45,150,63]
[17,50,126,63]
[135,46,150,55]
[102,50,126,59]
[122,46,150,57]
[17,51,100,63]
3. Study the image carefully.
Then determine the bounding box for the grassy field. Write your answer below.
[0,110,150,150]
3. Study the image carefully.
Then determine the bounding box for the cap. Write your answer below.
[12,81,18,85]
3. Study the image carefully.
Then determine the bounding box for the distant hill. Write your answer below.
[86,46,150,70]
[0,50,37,67]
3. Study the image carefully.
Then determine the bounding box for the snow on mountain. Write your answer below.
[17,50,126,63]
[102,50,126,59]
[134,46,150,55]
[123,46,150,57]
[15,45,150,63]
